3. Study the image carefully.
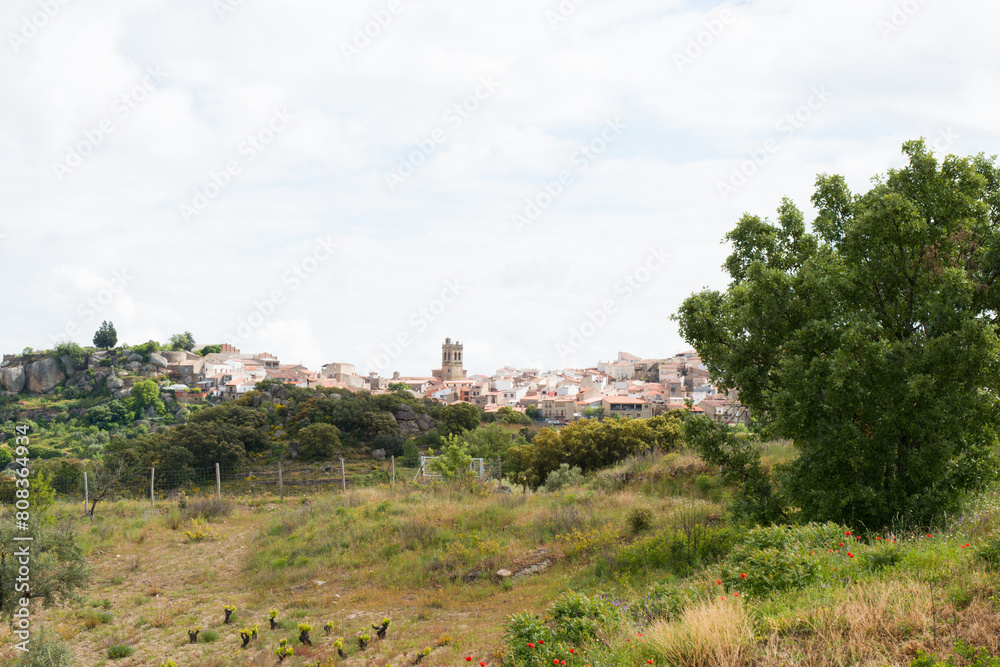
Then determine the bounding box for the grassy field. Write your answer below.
[4,448,1000,667]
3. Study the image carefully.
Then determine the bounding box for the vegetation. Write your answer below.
[92,320,117,349]
[676,141,1000,529]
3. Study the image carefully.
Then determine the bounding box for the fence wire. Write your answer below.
[52,457,504,504]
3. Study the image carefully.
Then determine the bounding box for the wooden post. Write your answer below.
[215,463,221,499]
[391,456,395,489]
[278,461,284,501]
[150,468,155,508]
[340,458,346,492]
[83,471,89,513]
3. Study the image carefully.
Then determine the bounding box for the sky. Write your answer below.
[1,0,997,377]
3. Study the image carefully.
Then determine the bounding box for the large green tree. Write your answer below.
[676,140,1000,529]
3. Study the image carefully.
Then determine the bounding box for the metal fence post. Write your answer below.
[150,468,155,508]
[340,458,346,492]
[216,463,221,499]
[279,461,284,501]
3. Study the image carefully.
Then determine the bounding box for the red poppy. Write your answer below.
[740,573,746,579]
[847,552,854,558]
[561,662,566,665]
[539,641,545,645]
[876,536,881,540]
[480,663,486,666]
[966,543,970,547]
[528,643,535,649]
[720,596,725,600]
[466,658,473,662]
[734,592,740,597]
[553,660,559,665]
[716,579,722,585]
[927,534,932,538]
[570,649,575,654]
[838,542,843,547]
[845,531,851,536]
[648,661,654,664]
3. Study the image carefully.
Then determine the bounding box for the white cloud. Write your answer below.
[2,0,999,373]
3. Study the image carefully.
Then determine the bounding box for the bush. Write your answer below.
[49,342,87,369]
[18,628,73,667]
[628,507,654,534]
[106,640,135,659]
[976,534,1000,570]
[182,497,231,522]
[611,525,738,577]
[544,463,584,492]
[503,592,621,665]
[720,523,848,597]
[201,629,219,642]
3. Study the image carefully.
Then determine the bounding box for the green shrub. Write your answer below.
[976,534,1000,570]
[610,525,738,576]
[911,640,1000,666]
[503,592,621,665]
[106,640,134,659]
[628,507,654,534]
[17,628,73,667]
[201,629,219,642]
[544,463,584,492]
[720,523,848,597]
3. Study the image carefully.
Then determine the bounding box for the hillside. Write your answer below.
[3,449,1000,666]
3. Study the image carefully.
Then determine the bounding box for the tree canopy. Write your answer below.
[92,320,117,349]
[675,140,1000,529]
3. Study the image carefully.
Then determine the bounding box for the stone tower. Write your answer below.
[433,337,467,380]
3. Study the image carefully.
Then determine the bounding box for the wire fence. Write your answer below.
[50,456,505,506]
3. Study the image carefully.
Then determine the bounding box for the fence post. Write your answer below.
[150,468,155,508]
[279,461,284,501]
[391,456,395,489]
[340,458,346,492]
[215,463,221,500]
[83,471,88,514]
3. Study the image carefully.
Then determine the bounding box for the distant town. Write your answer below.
[151,337,748,426]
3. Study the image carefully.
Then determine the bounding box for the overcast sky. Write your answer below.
[1,0,997,377]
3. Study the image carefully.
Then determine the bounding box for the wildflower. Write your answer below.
[561,662,566,665]
[553,660,559,665]
[570,649,575,653]
[528,643,535,649]
[539,640,544,645]
[839,542,843,547]
[716,579,722,585]
[847,553,854,558]
[927,534,932,538]
[648,661,654,664]
[480,663,486,666]
[740,573,746,579]
[876,536,881,540]
[467,657,473,662]
[734,592,739,597]
[845,531,851,536]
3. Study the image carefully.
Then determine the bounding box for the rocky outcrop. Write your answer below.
[88,351,107,369]
[0,365,26,393]
[127,353,143,363]
[395,405,436,435]
[148,353,168,368]
[60,355,78,376]
[26,358,65,393]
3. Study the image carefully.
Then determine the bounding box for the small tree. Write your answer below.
[93,321,117,349]
[295,423,341,460]
[169,332,196,351]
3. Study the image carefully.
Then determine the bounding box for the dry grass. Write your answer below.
[646,598,755,667]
